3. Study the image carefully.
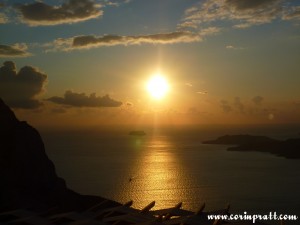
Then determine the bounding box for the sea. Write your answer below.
[40,124,300,224]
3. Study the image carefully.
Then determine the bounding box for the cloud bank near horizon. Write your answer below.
[47,90,122,107]
[49,31,202,51]
[48,27,222,51]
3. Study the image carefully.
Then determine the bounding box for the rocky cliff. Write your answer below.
[0,99,119,212]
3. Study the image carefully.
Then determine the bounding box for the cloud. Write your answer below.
[220,100,232,113]
[198,27,221,36]
[50,31,201,51]
[217,97,300,122]
[283,6,300,20]
[224,0,279,11]
[220,97,244,113]
[101,0,132,7]
[179,0,299,30]
[188,107,199,114]
[252,96,264,105]
[233,97,244,113]
[226,45,235,49]
[17,0,103,26]
[226,45,245,50]
[0,61,47,109]
[47,90,122,107]
[220,96,270,118]
[51,107,67,114]
[0,14,7,23]
[177,21,198,30]
[0,44,31,57]
[0,6,7,23]
[0,3,7,24]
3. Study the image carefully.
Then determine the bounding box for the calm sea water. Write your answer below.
[41,125,300,222]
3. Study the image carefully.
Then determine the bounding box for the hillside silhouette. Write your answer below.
[0,99,120,212]
[203,134,300,159]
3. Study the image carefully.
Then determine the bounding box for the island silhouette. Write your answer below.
[203,134,300,159]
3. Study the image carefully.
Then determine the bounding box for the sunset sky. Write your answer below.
[1,0,300,127]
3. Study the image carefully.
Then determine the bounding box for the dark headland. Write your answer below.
[0,99,120,212]
[203,134,300,159]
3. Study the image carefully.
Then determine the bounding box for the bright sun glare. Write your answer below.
[147,73,169,100]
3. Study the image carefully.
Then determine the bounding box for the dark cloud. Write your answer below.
[225,0,282,28]
[73,35,123,47]
[220,97,249,114]
[71,31,200,47]
[18,0,103,26]
[52,31,201,51]
[47,90,122,107]
[225,0,279,11]
[51,107,67,114]
[188,107,199,114]
[180,0,298,30]
[252,96,264,105]
[220,100,232,113]
[283,6,300,20]
[0,3,7,24]
[0,44,31,57]
[0,61,47,109]
[233,97,244,113]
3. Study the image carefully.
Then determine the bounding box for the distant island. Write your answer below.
[202,135,300,159]
[129,130,146,136]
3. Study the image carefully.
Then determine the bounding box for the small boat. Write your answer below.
[129,131,146,136]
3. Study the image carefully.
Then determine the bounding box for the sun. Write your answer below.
[146,73,169,100]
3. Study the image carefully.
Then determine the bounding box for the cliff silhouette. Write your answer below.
[0,99,120,213]
[203,134,300,159]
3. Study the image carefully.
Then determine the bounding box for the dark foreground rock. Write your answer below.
[0,99,120,213]
[203,134,300,159]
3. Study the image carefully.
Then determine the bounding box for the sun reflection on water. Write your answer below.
[114,135,198,210]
